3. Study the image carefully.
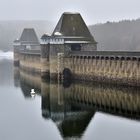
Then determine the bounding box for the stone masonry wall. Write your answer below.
[64,55,140,86]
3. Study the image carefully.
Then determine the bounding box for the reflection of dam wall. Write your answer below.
[20,70,41,90]
[14,66,140,138]
[14,69,140,138]
[14,65,140,118]
[14,67,20,87]
[41,80,140,119]
[19,70,41,97]
[65,82,140,117]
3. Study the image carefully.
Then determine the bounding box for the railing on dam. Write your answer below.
[70,51,140,58]
[19,50,140,58]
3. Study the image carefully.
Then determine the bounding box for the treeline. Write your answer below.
[89,19,140,51]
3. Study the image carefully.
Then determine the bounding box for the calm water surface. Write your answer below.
[0,59,140,140]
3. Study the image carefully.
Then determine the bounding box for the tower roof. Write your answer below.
[20,28,39,45]
[52,12,96,43]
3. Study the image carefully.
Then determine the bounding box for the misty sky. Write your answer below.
[0,0,140,25]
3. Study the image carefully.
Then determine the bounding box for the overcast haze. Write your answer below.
[0,0,140,24]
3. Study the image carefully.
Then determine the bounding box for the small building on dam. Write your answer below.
[13,12,140,87]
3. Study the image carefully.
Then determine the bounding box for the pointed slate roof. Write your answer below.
[20,28,39,45]
[52,12,97,43]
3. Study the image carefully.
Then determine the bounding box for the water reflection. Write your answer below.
[13,66,140,139]
[82,112,140,140]
[14,68,93,138]
[0,60,14,86]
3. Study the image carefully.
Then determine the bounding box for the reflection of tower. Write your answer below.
[49,82,65,122]
[41,81,65,120]
[13,66,20,87]
[41,80,50,119]
[59,112,93,139]
[41,80,94,139]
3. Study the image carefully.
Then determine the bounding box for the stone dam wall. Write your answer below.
[14,49,140,87]
[64,51,140,86]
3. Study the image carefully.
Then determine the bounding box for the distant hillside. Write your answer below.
[89,19,140,51]
[1,19,140,52]
[0,20,54,51]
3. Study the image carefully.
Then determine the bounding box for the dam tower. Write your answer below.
[40,12,97,80]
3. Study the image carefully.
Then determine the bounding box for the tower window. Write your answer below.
[71,44,81,51]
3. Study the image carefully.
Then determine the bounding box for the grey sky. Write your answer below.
[0,0,140,25]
